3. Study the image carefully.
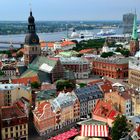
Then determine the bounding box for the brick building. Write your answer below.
[0,106,28,140]
[93,57,128,79]
[130,13,139,56]
[33,91,80,136]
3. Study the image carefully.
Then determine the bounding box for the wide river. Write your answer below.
[0,28,123,50]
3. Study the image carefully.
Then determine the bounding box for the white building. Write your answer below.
[60,57,90,79]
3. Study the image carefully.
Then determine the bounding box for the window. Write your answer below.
[5,128,8,132]
[10,127,13,131]
[16,126,18,130]
[11,133,13,137]
[5,134,8,138]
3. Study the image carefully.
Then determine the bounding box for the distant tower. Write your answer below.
[130,13,139,56]
[24,10,41,65]
[123,13,135,34]
[102,40,110,53]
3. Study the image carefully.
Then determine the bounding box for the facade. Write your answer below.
[1,106,28,140]
[129,58,140,88]
[131,91,140,116]
[104,91,132,116]
[123,13,135,34]
[74,85,103,117]
[2,65,16,76]
[60,57,90,79]
[24,11,41,65]
[33,92,80,136]
[0,84,32,106]
[93,57,128,79]
[130,13,139,56]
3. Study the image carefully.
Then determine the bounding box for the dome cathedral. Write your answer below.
[25,11,39,45]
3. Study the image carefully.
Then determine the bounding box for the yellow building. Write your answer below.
[129,58,140,88]
[0,84,32,106]
[131,91,140,115]
[1,106,28,140]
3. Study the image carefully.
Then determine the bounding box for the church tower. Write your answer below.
[130,13,139,56]
[24,10,41,65]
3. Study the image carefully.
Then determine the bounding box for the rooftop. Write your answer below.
[75,85,103,102]
[52,92,77,112]
[1,106,26,120]
[0,84,21,91]
[93,100,119,120]
[93,57,129,64]
[36,89,57,102]
[12,76,39,85]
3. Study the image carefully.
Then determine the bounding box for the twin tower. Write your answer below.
[24,11,41,66]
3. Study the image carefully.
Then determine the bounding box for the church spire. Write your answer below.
[132,12,138,40]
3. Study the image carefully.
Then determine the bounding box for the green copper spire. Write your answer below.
[132,13,138,40]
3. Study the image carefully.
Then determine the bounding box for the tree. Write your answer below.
[111,115,129,140]
[56,80,75,91]
[31,81,41,89]
[101,52,114,58]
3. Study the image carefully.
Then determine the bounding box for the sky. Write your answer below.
[0,0,140,21]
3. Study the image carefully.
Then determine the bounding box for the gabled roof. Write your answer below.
[29,56,58,71]
[61,41,76,47]
[75,85,103,103]
[12,76,39,86]
[79,49,94,54]
[1,105,26,120]
[21,69,38,78]
[93,100,119,120]
[52,92,77,112]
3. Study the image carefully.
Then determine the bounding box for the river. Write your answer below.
[0,28,123,50]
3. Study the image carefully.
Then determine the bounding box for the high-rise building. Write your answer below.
[24,11,41,66]
[123,13,135,34]
[130,13,139,56]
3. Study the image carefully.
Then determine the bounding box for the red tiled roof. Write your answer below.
[1,106,26,120]
[93,100,119,120]
[47,42,54,48]
[11,76,39,86]
[79,49,94,54]
[61,41,76,47]
[40,41,47,48]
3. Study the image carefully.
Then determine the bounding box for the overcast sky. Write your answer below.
[0,0,140,21]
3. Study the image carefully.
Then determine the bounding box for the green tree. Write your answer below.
[111,115,129,140]
[101,52,114,58]
[31,82,41,89]
[56,80,75,91]
[0,70,4,76]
